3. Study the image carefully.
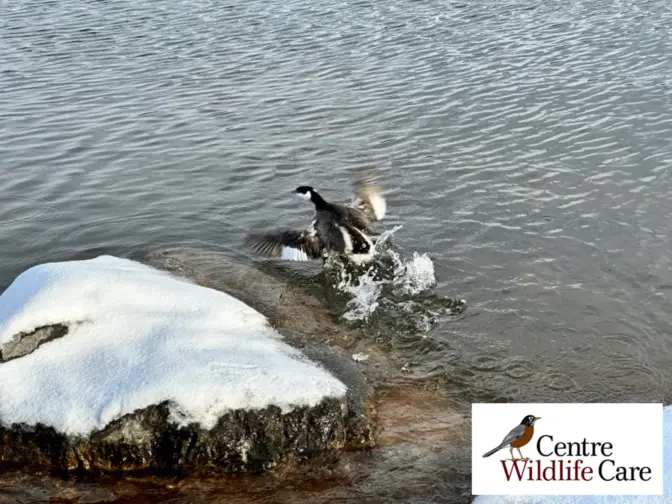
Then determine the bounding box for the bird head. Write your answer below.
[521,415,541,426]
[293,186,316,201]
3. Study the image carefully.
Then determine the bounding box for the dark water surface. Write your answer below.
[1,0,672,502]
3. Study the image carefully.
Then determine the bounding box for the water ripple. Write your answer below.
[2,0,672,499]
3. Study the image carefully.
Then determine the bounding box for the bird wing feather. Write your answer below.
[351,172,386,222]
[244,225,322,261]
[482,423,527,457]
[500,424,526,446]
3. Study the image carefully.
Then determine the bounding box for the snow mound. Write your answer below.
[0,256,346,436]
[474,405,672,504]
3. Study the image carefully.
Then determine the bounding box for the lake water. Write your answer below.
[1,0,671,502]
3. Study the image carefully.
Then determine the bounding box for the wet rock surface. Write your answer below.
[0,325,376,475]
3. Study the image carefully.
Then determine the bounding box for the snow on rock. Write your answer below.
[0,256,373,473]
[474,405,672,504]
[0,255,346,435]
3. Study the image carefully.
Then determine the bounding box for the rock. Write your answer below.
[145,248,394,382]
[1,323,68,362]
[1,386,374,474]
[0,256,377,474]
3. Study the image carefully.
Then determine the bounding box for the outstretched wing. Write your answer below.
[244,226,322,261]
[351,172,386,222]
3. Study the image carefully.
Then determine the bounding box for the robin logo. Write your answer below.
[472,403,663,496]
[482,414,541,462]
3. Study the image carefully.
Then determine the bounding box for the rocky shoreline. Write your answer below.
[0,256,378,475]
[0,392,375,475]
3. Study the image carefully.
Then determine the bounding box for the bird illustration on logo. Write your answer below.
[483,414,541,461]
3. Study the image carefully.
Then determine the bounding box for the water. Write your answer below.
[1,0,672,501]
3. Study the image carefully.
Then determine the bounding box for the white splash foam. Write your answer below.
[0,256,347,436]
[375,224,403,247]
[334,225,438,322]
[338,266,381,322]
[392,251,437,296]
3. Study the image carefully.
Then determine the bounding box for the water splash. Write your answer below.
[391,250,437,296]
[326,226,465,331]
[337,265,381,322]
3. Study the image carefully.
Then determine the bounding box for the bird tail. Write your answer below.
[482,444,505,458]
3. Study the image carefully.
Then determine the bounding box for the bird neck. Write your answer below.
[310,190,328,210]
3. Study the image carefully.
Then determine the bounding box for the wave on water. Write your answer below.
[325,226,466,333]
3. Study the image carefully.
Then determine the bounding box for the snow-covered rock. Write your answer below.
[0,256,375,473]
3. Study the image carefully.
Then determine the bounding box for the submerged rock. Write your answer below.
[0,256,376,474]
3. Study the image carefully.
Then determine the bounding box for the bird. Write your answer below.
[244,173,386,265]
[482,415,541,461]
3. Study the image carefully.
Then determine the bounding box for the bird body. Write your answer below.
[510,424,535,448]
[482,415,541,461]
[245,174,386,265]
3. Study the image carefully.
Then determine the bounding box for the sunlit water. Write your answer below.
[1,0,672,501]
